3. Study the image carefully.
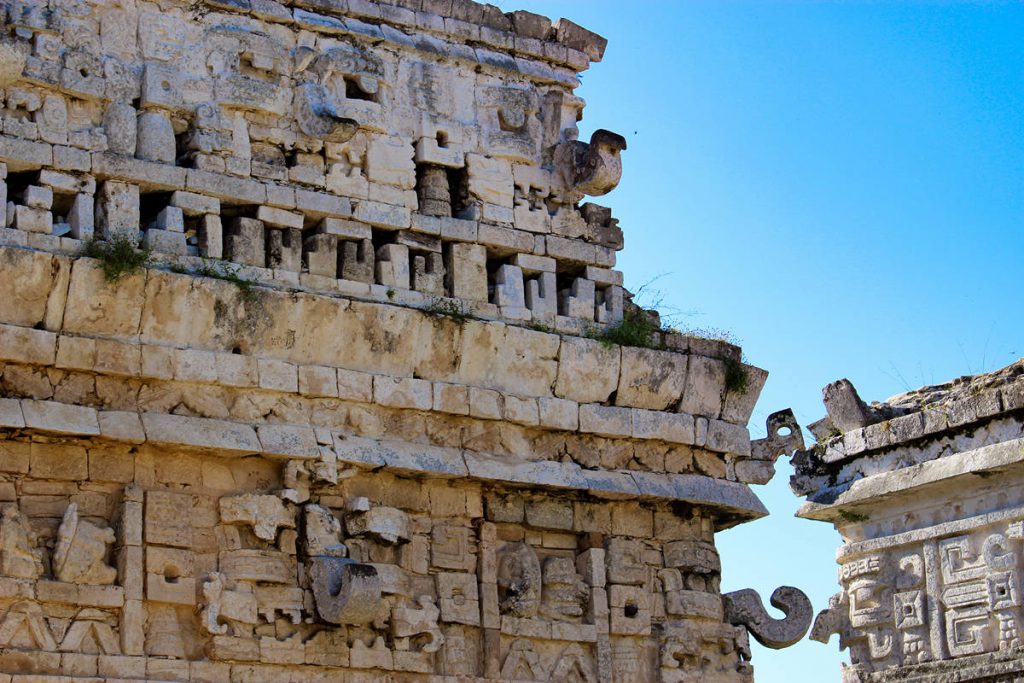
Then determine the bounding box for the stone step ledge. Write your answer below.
[0,398,767,525]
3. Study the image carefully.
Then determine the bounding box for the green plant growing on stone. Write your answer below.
[82,235,152,283]
[723,356,750,395]
[425,298,475,323]
[587,308,661,350]
[528,320,554,334]
[680,326,741,347]
[386,288,396,300]
[195,260,261,304]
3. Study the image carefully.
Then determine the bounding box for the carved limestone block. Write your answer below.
[0,600,57,650]
[554,129,627,202]
[437,571,480,626]
[96,180,140,243]
[350,635,393,670]
[541,556,589,621]
[552,642,598,683]
[53,503,117,585]
[255,585,304,625]
[295,83,358,143]
[391,595,444,653]
[145,603,184,658]
[750,409,806,462]
[345,504,410,545]
[500,638,547,681]
[59,608,121,655]
[606,538,646,586]
[722,586,813,649]
[412,251,445,296]
[304,504,346,557]
[497,542,542,618]
[145,546,196,605]
[375,243,411,290]
[200,572,258,635]
[308,556,381,625]
[608,585,651,636]
[493,264,526,309]
[431,524,475,571]
[0,503,43,579]
[478,85,542,163]
[219,494,295,543]
[526,271,557,320]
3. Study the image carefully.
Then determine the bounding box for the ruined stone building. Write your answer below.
[793,360,1024,682]
[0,0,820,681]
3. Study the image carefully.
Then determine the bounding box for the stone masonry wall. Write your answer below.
[794,360,1024,682]
[0,0,813,681]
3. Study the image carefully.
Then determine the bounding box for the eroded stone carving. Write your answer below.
[391,595,444,653]
[0,504,42,579]
[219,494,295,542]
[498,542,542,617]
[556,129,628,200]
[201,572,258,635]
[541,555,589,620]
[53,503,116,585]
[0,600,57,650]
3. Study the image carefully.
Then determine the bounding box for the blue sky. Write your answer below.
[504,1,1024,679]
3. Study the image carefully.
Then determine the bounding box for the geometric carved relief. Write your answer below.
[831,521,1024,675]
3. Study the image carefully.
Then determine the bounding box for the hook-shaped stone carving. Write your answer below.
[308,556,381,624]
[722,586,813,649]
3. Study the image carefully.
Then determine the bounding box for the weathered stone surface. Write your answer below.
[554,336,620,404]
[616,347,688,410]
[0,1,783,680]
[794,359,1024,680]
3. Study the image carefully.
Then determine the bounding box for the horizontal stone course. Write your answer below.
[5,396,767,521]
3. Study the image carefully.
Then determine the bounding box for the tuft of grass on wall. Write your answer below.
[82,235,151,283]
[424,298,475,323]
[587,308,661,349]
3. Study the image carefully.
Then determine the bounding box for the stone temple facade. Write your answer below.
[0,0,813,681]
[793,360,1024,682]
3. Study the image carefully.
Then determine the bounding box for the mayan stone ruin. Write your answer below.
[0,0,822,681]
[793,361,1024,682]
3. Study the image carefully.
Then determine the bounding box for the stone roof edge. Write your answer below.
[796,436,1024,523]
[0,398,769,527]
[205,0,605,84]
[797,360,1024,467]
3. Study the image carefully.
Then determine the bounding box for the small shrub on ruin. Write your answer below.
[195,260,261,304]
[723,356,750,395]
[588,308,661,349]
[425,298,475,323]
[82,235,152,283]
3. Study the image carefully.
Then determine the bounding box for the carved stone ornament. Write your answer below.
[52,503,117,585]
[308,556,382,625]
[723,586,813,649]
